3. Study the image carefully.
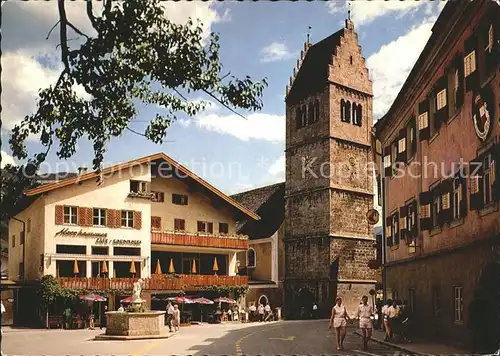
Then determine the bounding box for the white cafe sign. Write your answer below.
[55,228,140,246]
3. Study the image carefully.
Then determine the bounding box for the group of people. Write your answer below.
[248,303,273,322]
[328,296,375,351]
[63,305,108,330]
[165,301,181,332]
[381,299,410,342]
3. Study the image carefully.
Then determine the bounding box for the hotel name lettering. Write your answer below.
[55,228,141,246]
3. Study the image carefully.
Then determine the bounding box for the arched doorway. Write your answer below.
[297,287,314,319]
[258,294,269,306]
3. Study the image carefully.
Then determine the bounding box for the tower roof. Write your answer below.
[286,29,344,104]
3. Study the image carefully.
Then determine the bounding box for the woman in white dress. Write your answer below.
[328,297,350,350]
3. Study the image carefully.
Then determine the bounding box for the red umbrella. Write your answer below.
[193,297,214,305]
[79,293,106,302]
[167,296,194,304]
[120,296,133,303]
[214,297,236,304]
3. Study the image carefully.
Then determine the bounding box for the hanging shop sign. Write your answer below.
[472,85,494,142]
[95,238,141,246]
[55,228,107,238]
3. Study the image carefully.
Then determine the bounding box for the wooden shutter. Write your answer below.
[133,211,142,230]
[383,146,392,177]
[418,100,430,141]
[469,158,484,211]
[397,128,407,163]
[78,207,87,226]
[55,205,64,225]
[393,212,400,244]
[410,116,417,155]
[106,209,120,228]
[399,206,407,241]
[151,216,161,230]
[455,54,465,109]
[385,216,393,247]
[419,191,432,231]
[464,35,479,92]
[410,200,418,238]
[435,76,449,124]
[439,179,453,224]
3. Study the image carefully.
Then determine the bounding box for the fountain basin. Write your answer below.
[95,311,168,340]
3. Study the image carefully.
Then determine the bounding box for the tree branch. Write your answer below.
[86,1,98,30]
[126,126,147,137]
[57,0,70,71]
[202,89,248,120]
[46,20,61,40]
[67,21,89,39]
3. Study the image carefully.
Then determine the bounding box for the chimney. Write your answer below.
[78,167,88,175]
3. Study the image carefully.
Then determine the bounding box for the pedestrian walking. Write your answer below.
[356,296,374,350]
[385,300,399,340]
[166,301,174,332]
[382,299,391,341]
[100,305,108,329]
[249,304,256,322]
[264,303,271,321]
[172,304,180,332]
[64,307,72,330]
[328,297,350,351]
[258,304,265,322]
[227,308,232,321]
[312,303,318,319]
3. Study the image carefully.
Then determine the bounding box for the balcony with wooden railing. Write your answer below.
[58,274,248,291]
[151,230,249,250]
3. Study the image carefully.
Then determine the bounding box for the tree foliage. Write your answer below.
[4,0,267,222]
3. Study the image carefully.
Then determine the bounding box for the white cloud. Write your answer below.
[1,151,16,168]
[367,18,436,119]
[260,42,293,63]
[268,155,285,177]
[327,1,424,26]
[194,112,285,142]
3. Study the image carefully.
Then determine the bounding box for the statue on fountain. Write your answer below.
[132,278,144,303]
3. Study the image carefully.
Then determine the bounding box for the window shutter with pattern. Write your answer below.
[399,206,407,241]
[439,179,453,224]
[55,205,64,225]
[469,158,484,211]
[464,35,479,92]
[151,216,161,230]
[383,146,392,177]
[385,216,393,247]
[133,211,142,230]
[419,191,432,231]
[435,76,449,124]
[418,100,430,141]
[397,128,407,163]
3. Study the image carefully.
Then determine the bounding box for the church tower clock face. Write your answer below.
[472,86,494,142]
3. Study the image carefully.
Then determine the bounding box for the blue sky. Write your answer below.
[1,0,445,194]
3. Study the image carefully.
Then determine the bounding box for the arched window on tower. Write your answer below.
[301,104,307,128]
[296,107,302,129]
[355,104,362,126]
[314,100,320,123]
[352,103,358,124]
[247,248,256,268]
[340,99,346,122]
[308,102,314,125]
[345,101,351,123]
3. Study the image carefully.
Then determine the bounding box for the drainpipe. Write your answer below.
[11,217,26,281]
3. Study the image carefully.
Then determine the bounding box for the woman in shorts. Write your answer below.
[328,297,350,350]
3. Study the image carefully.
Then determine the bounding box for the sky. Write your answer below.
[1,0,446,198]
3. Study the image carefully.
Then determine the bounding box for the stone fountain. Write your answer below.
[95,279,169,340]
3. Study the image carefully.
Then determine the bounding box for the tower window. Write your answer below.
[350,56,353,65]
[313,100,320,123]
[301,105,307,127]
[353,104,362,126]
[340,99,346,122]
[345,101,351,123]
[296,107,302,129]
[308,102,314,125]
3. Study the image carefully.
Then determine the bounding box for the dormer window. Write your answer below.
[130,180,148,193]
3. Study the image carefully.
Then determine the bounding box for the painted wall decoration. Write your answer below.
[472,85,495,142]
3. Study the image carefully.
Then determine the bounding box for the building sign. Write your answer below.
[95,238,141,246]
[55,228,107,238]
[472,86,494,142]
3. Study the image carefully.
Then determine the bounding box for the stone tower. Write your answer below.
[284,18,375,317]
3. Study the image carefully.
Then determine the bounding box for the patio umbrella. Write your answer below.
[120,296,133,303]
[167,296,194,304]
[168,258,175,274]
[130,259,136,276]
[73,259,79,276]
[155,259,162,275]
[80,293,107,302]
[214,297,236,304]
[193,297,214,323]
[212,257,219,275]
[191,259,197,274]
[101,261,108,274]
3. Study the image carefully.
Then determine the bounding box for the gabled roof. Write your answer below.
[286,29,344,104]
[231,182,285,239]
[24,153,259,221]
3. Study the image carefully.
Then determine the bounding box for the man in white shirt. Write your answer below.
[356,296,374,350]
[258,304,265,322]
[249,304,257,322]
[385,300,400,341]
